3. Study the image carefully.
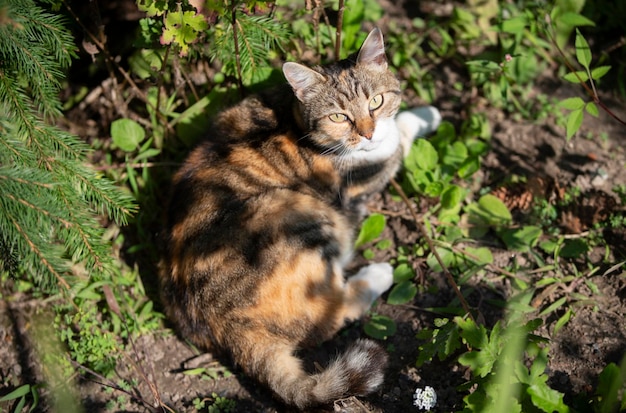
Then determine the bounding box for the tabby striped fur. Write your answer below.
[159,28,437,409]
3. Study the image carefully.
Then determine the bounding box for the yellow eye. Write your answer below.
[329,113,348,123]
[369,94,383,111]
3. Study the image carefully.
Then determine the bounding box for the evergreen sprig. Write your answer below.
[0,0,136,291]
[209,10,290,86]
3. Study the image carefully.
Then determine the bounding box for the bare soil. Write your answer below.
[1,1,625,412]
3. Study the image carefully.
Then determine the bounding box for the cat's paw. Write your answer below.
[351,262,394,304]
[396,106,442,156]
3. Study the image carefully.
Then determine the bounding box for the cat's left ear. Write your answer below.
[283,62,326,101]
[356,28,387,70]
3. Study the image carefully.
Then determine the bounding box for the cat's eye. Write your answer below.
[329,113,348,123]
[369,94,384,111]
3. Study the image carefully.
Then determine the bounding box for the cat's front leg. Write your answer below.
[396,106,442,157]
[342,263,394,320]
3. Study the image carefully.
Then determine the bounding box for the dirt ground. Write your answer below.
[1,1,626,412]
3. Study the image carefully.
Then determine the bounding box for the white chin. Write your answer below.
[351,117,400,163]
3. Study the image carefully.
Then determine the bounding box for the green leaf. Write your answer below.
[457,156,480,179]
[557,97,585,110]
[0,384,31,401]
[499,16,527,34]
[441,185,463,210]
[553,308,573,336]
[538,296,567,317]
[562,70,589,83]
[162,10,208,56]
[585,101,599,117]
[442,141,468,168]
[597,363,623,413]
[591,65,611,80]
[557,12,595,27]
[354,213,386,247]
[559,238,588,257]
[527,383,569,413]
[393,263,415,283]
[574,28,592,69]
[364,314,397,340]
[387,280,418,305]
[111,119,145,152]
[565,108,584,140]
[499,226,543,252]
[469,194,512,227]
[463,246,493,265]
[414,139,439,171]
[416,318,461,366]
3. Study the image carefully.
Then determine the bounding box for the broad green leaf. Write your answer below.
[574,29,592,69]
[591,65,611,80]
[457,156,480,179]
[597,363,623,413]
[565,108,584,140]
[464,246,493,265]
[527,383,569,413]
[364,314,397,340]
[499,225,543,252]
[354,213,386,247]
[414,139,439,171]
[557,12,595,27]
[559,238,588,257]
[475,194,512,226]
[557,97,585,110]
[426,247,455,272]
[442,141,468,168]
[111,118,145,152]
[424,181,444,197]
[441,185,463,210]
[393,263,415,283]
[585,101,599,117]
[387,280,418,305]
[562,70,589,83]
[499,16,527,34]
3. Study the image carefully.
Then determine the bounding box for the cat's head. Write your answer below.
[283,28,401,163]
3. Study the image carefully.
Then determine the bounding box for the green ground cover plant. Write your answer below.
[1,0,625,412]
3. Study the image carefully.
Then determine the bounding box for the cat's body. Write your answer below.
[159,29,440,408]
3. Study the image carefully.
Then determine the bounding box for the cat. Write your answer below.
[159,28,441,409]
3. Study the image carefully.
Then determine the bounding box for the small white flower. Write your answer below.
[413,386,437,410]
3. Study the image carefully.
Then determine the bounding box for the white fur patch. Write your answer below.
[396,106,442,156]
[349,117,400,163]
[350,262,394,306]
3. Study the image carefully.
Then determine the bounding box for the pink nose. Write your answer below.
[359,129,374,140]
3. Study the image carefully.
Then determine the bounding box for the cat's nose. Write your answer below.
[360,130,374,140]
[356,119,375,140]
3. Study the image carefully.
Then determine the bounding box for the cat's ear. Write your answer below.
[283,62,325,101]
[356,28,387,70]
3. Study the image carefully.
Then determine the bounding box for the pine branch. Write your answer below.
[0,0,136,290]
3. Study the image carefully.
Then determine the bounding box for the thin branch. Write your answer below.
[335,0,345,60]
[231,2,245,96]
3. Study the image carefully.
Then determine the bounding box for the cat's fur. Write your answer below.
[159,28,439,408]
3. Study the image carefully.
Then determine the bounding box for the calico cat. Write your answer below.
[159,28,440,408]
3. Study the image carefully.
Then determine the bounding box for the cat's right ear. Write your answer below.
[283,62,325,102]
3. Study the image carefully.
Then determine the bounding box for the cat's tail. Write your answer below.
[253,338,388,409]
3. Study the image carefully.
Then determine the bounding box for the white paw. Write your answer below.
[396,106,442,156]
[351,263,394,305]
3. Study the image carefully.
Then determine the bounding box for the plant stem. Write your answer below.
[335,0,345,60]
